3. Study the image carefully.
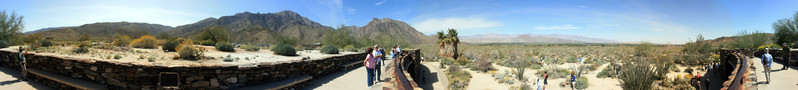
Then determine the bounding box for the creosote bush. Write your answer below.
[176,40,205,60]
[39,39,53,47]
[272,44,297,56]
[130,35,158,49]
[113,35,131,47]
[0,40,8,48]
[241,45,260,51]
[162,39,182,52]
[215,43,235,52]
[320,45,339,54]
[72,42,90,53]
[343,45,357,52]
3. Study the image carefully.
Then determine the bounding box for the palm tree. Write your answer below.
[436,28,460,59]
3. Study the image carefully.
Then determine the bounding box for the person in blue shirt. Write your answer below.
[762,48,773,84]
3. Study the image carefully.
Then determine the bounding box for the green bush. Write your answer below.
[114,54,122,59]
[199,40,215,46]
[196,27,229,45]
[177,42,205,60]
[73,42,90,53]
[343,45,357,52]
[272,44,296,56]
[162,39,181,52]
[320,45,339,54]
[536,67,570,79]
[215,43,235,52]
[113,35,131,47]
[619,59,657,90]
[0,40,7,48]
[39,39,53,47]
[575,77,589,89]
[241,45,260,51]
[446,65,471,90]
[596,65,614,78]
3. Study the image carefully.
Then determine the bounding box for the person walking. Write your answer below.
[782,43,791,70]
[762,48,773,84]
[363,47,376,87]
[543,72,548,85]
[18,46,27,80]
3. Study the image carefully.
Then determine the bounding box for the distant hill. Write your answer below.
[166,11,333,44]
[26,22,173,40]
[461,33,617,44]
[349,18,434,44]
[27,10,435,45]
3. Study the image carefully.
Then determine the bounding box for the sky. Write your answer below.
[2,0,798,44]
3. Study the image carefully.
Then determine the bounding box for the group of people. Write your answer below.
[363,45,401,88]
[760,43,792,84]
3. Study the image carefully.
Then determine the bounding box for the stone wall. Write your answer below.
[0,50,366,89]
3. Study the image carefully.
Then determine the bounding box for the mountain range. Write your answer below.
[27,10,432,44]
[26,10,616,44]
[460,33,618,44]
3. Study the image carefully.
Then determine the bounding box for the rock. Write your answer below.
[186,76,203,82]
[191,81,210,88]
[210,78,220,87]
[224,77,238,84]
[90,66,98,71]
[134,73,148,78]
[106,78,127,88]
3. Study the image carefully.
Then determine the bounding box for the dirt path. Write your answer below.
[0,66,53,90]
[752,57,798,89]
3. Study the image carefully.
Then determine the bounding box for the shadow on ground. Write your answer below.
[0,66,54,90]
[419,63,440,90]
[302,67,359,90]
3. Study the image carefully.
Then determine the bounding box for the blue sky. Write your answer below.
[2,0,798,44]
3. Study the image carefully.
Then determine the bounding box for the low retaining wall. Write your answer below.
[0,50,366,89]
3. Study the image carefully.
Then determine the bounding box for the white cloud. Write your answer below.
[413,17,502,33]
[579,5,587,8]
[534,24,578,30]
[375,0,386,6]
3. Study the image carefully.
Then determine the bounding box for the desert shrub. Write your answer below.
[536,67,570,79]
[529,59,543,69]
[130,35,158,49]
[321,45,339,54]
[199,40,215,46]
[113,35,131,47]
[177,40,205,60]
[161,39,181,52]
[574,77,589,89]
[215,43,235,52]
[147,57,156,62]
[619,59,657,90]
[476,58,493,72]
[455,57,470,66]
[343,45,357,52]
[241,45,260,51]
[446,65,471,90]
[39,39,53,47]
[596,65,615,78]
[223,55,234,62]
[72,42,90,53]
[272,44,296,56]
[441,58,454,65]
[114,54,122,59]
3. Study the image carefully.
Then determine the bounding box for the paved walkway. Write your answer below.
[752,57,798,89]
[0,66,53,90]
[304,59,391,90]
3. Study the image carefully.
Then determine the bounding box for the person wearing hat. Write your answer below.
[782,43,791,70]
[18,46,27,80]
[762,48,773,84]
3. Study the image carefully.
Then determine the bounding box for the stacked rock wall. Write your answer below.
[0,50,366,89]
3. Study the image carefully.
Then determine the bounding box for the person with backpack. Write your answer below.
[762,48,773,84]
